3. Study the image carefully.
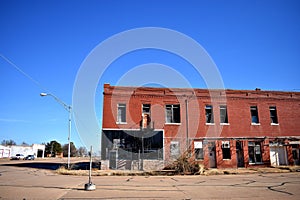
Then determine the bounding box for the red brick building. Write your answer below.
[101,84,300,170]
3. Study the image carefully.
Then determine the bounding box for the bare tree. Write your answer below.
[77,146,88,157]
[1,139,16,146]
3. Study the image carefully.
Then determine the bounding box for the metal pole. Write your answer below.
[84,145,96,191]
[67,106,71,169]
[89,146,92,184]
[141,134,144,171]
[40,93,72,169]
[185,98,189,151]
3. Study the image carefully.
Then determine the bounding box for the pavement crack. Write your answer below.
[267,182,293,195]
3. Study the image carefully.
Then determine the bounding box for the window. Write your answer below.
[248,142,262,164]
[117,104,126,123]
[141,104,151,129]
[142,104,151,115]
[205,105,214,123]
[166,104,180,123]
[221,141,231,159]
[220,105,228,124]
[194,141,204,160]
[170,141,180,159]
[269,106,278,124]
[250,106,259,124]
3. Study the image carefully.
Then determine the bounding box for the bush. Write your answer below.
[165,151,200,175]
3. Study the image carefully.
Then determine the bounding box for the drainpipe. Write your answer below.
[185,98,189,151]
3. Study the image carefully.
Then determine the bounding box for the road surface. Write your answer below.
[0,163,299,199]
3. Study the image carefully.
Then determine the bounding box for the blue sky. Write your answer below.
[0,0,299,150]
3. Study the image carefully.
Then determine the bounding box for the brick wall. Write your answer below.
[102,84,300,168]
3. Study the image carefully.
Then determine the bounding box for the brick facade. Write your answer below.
[102,84,300,169]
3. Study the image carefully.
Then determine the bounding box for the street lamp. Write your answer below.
[40,92,72,169]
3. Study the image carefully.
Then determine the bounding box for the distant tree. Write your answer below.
[21,141,29,146]
[62,142,77,157]
[77,146,88,157]
[1,139,16,146]
[45,140,62,157]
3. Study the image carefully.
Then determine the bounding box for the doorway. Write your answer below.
[109,150,117,169]
[236,141,244,167]
[208,141,216,168]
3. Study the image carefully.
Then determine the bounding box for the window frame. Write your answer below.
[194,141,204,160]
[142,104,151,116]
[205,105,214,124]
[219,105,229,125]
[165,104,181,124]
[117,103,127,124]
[221,141,231,160]
[250,106,260,125]
[269,106,279,125]
[248,141,263,164]
[170,141,180,159]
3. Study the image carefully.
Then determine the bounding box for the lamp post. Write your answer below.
[40,92,72,169]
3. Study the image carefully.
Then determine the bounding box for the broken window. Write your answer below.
[142,104,151,115]
[248,142,262,164]
[141,104,151,129]
[170,141,180,159]
[269,106,278,124]
[292,144,299,160]
[194,141,204,160]
[220,105,228,124]
[250,106,259,124]
[117,103,126,123]
[166,104,180,123]
[205,105,214,123]
[222,141,231,159]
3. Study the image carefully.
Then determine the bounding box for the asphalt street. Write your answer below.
[0,164,300,200]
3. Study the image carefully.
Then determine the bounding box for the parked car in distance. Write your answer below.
[24,155,35,160]
[11,154,25,160]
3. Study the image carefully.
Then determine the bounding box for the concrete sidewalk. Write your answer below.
[55,165,300,176]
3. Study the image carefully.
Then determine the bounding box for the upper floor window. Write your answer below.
[220,105,228,124]
[142,104,151,116]
[141,104,151,129]
[117,103,126,123]
[165,104,180,123]
[205,105,214,124]
[269,106,278,124]
[250,106,259,124]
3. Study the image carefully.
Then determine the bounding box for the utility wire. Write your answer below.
[0,53,49,92]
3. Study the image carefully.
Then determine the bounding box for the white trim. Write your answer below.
[220,123,230,126]
[165,123,181,125]
[206,123,215,125]
[116,122,127,125]
[289,141,300,144]
[271,123,279,126]
[251,123,261,125]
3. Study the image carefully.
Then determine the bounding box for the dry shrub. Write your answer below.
[165,151,200,175]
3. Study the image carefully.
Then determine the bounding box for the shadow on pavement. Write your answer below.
[1,162,101,170]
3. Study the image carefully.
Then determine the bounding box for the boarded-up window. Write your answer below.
[170,141,180,159]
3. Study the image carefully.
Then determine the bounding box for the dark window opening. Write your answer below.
[166,104,180,123]
[102,130,163,160]
[269,106,278,124]
[250,106,259,124]
[248,142,262,164]
[205,105,214,123]
[222,141,231,159]
[142,104,151,115]
[220,105,228,124]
